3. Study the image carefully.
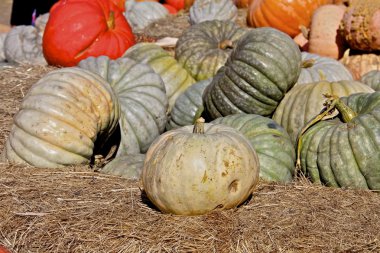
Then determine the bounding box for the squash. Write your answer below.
[123,42,195,110]
[166,78,212,130]
[308,4,347,59]
[3,67,120,168]
[165,0,185,10]
[272,80,374,144]
[340,51,380,80]
[43,0,135,67]
[189,0,238,25]
[142,118,260,215]
[203,27,302,118]
[233,0,253,8]
[100,153,145,180]
[297,92,380,190]
[360,70,380,91]
[0,33,6,62]
[124,0,169,31]
[212,114,295,183]
[175,20,246,81]
[247,0,331,38]
[297,52,353,85]
[339,0,380,51]
[78,56,168,155]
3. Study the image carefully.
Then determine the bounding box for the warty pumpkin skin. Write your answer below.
[298,91,380,190]
[360,70,380,91]
[175,20,246,81]
[43,0,136,67]
[212,114,295,183]
[203,27,302,118]
[142,119,260,215]
[3,68,120,168]
[272,80,374,144]
[123,42,195,110]
[189,0,238,25]
[78,56,168,155]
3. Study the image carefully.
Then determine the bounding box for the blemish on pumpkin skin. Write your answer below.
[201,171,208,183]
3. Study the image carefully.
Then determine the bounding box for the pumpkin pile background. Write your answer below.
[0,0,380,251]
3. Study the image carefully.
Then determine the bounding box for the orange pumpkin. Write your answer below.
[234,0,254,8]
[247,0,332,38]
[111,0,126,11]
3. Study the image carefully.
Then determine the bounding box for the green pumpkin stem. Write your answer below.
[107,11,115,30]
[219,40,233,50]
[193,117,205,134]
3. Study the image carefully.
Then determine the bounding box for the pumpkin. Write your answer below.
[360,70,380,91]
[4,26,46,65]
[163,3,178,14]
[233,0,253,8]
[124,0,169,31]
[43,0,135,67]
[339,0,380,51]
[0,245,10,253]
[189,0,238,25]
[165,0,185,10]
[175,20,246,81]
[272,80,374,144]
[247,0,331,38]
[185,0,195,9]
[293,32,309,51]
[100,153,145,179]
[35,13,50,41]
[340,51,380,80]
[111,0,126,11]
[123,42,195,110]
[297,91,380,190]
[203,27,302,118]
[308,4,347,59]
[0,24,10,33]
[297,52,353,85]
[78,56,168,156]
[142,118,260,215]
[166,78,212,130]
[212,114,295,183]
[3,68,120,168]
[0,33,6,62]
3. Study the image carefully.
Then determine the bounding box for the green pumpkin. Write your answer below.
[166,78,212,130]
[175,20,246,81]
[189,0,238,25]
[212,114,295,183]
[203,27,302,118]
[3,67,120,168]
[273,80,374,144]
[124,42,195,109]
[100,153,145,180]
[360,70,380,91]
[298,91,380,190]
[78,56,168,155]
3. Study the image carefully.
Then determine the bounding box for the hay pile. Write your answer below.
[0,11,380,253]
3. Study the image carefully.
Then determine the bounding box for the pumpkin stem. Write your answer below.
[107,11,115,30]
[219,40,233,50]
[324,94,357,123]
[301,59,315,68]
[299,25,309,40]
[193,117,205,134]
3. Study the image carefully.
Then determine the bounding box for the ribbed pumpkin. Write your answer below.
[78,56,168,155]
[100,153,145,180]
[297,91,380,190]
[175,20,246,81]
[212,114,295,183]
[3,68,120,168]
[123,43,195,109]
[166,78,212,130]
[125,0,169,31]
[189,0,238,25]
[340,52,380,80]
[339,0,380,51]
[203,27,302,118]
[247,0,331,38]
[297,52,353,85]
[273,80,374,144]
[360,70,380,91]
[142,118,260,215]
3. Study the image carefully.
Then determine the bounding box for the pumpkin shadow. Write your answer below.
[140,189,162,213]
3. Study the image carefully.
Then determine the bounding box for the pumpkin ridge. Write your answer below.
[208,85,226,117]
[213,80,246,114]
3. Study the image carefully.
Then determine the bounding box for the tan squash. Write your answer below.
[340,50,380,80]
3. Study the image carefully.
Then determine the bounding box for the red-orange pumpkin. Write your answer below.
[110,0,126,11]
[163,3,178,14]
[165,0,185,11]
[247,0,331,38]
[43,0,136,67]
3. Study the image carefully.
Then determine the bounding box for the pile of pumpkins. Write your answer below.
[1,0,380,216]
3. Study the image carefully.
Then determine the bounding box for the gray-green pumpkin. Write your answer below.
[175,20,246,81]
[2,67,120,168]
[189,0,238,25]
[123,42,195,109]
[100,153,145,180]
[360,70,380,91]
[298,91,380,190]
[203,27,302,119]
[297,52,353,85]
[0,33,6,62]
[78,56,168,156]
[273,80,374,144]
[166,78,212,130]
[212,114,295,183]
